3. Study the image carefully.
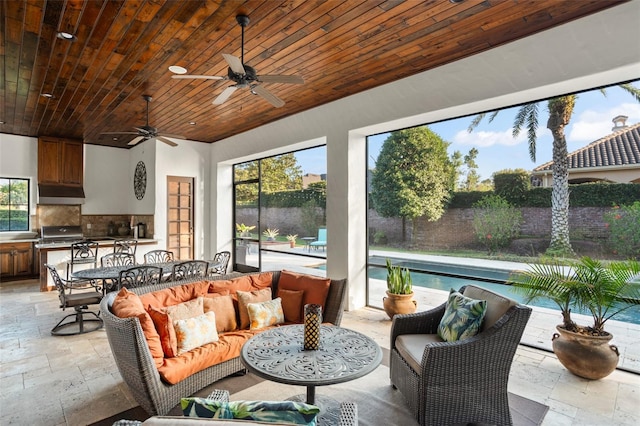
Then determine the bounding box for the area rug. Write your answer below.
[94,364,548,426]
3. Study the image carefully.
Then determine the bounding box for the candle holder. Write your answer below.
[303,304,322,350]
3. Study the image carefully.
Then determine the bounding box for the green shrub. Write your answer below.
[472,195,523,254]
[493,169,530,206]
[603,201,640,259]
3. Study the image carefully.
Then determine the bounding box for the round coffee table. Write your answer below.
[240,324,382,423]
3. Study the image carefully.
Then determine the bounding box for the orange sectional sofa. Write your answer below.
[101,271,348,416]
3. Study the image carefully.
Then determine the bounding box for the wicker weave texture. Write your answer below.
[389,287,532,426]
[101,272,348,416]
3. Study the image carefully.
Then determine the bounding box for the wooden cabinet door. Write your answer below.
[13,246,33,276]
[38,138,61,184]
[61,142,83,185]
[0,250,13,278]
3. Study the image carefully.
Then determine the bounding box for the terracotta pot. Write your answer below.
[552,325,619,380]
[383,291,417,320]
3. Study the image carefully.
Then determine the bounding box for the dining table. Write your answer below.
[71,260,223,293]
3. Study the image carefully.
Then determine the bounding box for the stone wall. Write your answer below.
[237,206,614,250]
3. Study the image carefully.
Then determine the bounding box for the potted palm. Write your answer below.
[286,234,298,248]
[509,257,640,379]
[383,258,417,319]
[236,223,255,237]
[263,228,279,241]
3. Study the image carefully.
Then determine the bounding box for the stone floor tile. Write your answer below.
[0,354,49,379]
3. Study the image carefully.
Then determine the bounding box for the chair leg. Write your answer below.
[51,306,103,336]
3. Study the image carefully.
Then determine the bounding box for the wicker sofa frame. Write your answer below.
[101,271,348,416]
[389,285,532,426]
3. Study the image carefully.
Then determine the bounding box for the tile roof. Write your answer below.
[533,122,640,172]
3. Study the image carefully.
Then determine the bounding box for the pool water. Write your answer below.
[367,265,640,326]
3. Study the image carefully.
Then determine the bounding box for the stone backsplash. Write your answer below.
[34,205,153,238]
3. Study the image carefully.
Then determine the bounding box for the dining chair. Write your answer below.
[101,252,136,268]
[118,265,162,289]
[66,241,99,284]
[46,264,103,336]
[209,251,231,275]
[113,239,138,256]
[171,260,209,281]
[144,249,174,264]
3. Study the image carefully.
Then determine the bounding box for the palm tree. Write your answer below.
[469,83,640,257]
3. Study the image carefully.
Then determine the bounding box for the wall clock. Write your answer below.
[134,161,147,200]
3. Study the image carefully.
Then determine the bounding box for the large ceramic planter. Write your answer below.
[383,291,417,320]
[552,325,619,380]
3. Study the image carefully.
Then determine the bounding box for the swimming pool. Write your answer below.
[366,257,640,326]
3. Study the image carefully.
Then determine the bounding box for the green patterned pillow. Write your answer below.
[181,397,320,425]
[437,289,487,342]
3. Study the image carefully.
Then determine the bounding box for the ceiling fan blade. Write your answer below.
[213,86,238,105]
[158,132,185,139]
[157,136,179,147]
[258,74,304,84]
[128,136,145,146]
[222,53,246,75]
[252,85,285,108]
[171,75,225,80]
[101,131,139,135]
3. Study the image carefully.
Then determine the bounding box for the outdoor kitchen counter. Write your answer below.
[37,238,159,291]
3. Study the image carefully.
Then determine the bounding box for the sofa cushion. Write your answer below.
[277,271,330,312]
[203,293,237,333]
[148,298,205,357]
[463,285,517,331]
[158,329,269,384]
[209,275,254,297]
[237,288,272,329]
[174,311,219,355]
[247,298,285,330]
[139,281,211,308]
[181,398,319,426]
[250,272,274,290]
[278,289,304,323]
[437,289,487,342]
[112,288,165,368]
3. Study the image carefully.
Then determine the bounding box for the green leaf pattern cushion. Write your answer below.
[437,289,487,342]
[181,397,320,425]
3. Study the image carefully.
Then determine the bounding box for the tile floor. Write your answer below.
[0,279,639,425]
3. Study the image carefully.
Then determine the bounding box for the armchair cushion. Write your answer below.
[395,334,443,373]
[437,289,487,342]
[463,285,517,331]
[181,397,319,425]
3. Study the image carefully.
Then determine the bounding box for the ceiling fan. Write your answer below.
[101,95,184,147]
[171,14,304,108]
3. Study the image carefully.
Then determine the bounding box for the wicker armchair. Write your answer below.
[389,285,532,426]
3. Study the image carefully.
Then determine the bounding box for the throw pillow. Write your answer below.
[181,398,319,426]
[278,288,305,323]
[277,270,331,311]
[174,311,219,355]
[203,293,237,332]
[112,287,164,367]
[237,288,272,329]
[250,271,274,290]
[437,289,487,342]
[247,298,285,330]
[148,297,205,357]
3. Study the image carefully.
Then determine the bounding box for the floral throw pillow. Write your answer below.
[181,397,319,426]
[247,298,285,330]
[437,289,487,342]
[173,311,219,354]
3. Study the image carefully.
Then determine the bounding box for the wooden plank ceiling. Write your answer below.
[1,0,625,148]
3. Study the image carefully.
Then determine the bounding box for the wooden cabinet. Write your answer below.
[0,242,34,279]
[38,136,83,186]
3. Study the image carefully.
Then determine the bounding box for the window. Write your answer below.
[0,178,30,232]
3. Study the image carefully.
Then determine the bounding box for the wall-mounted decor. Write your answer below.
[134,161,147,200]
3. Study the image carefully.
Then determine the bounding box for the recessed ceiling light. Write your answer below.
[450,0,465,3]
[169,65,187,74]
[112,137,119,141]
[41,93,54,98]
[189,121,196,125]
[57,31,77,41]
[0,121,5,124]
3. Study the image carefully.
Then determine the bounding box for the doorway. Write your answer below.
[167,176,194,260]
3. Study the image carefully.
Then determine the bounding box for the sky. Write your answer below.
[294,81,640,181]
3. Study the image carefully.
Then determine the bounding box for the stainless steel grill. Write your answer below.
[40,225,85,244]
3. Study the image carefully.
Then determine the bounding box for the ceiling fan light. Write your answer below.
[41,93,54,98]
[169,65,187,74]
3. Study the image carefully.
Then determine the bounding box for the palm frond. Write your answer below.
[618,83,640,103]
[467,113,487,132]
